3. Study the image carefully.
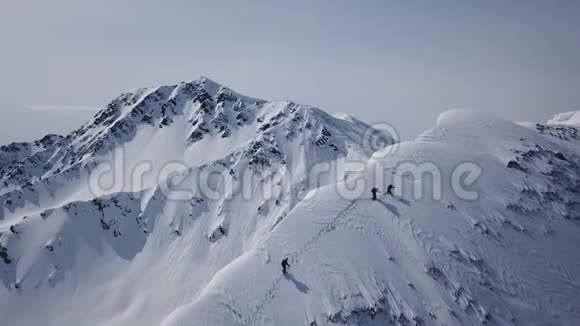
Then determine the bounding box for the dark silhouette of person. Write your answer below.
[371,187,379,200]
[281,258,290,274]
[387,184,394,195]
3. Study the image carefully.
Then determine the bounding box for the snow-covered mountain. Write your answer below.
[1,78,579,326]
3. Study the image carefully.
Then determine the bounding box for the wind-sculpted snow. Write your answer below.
[1,80,579,326]
[548,110,580,127]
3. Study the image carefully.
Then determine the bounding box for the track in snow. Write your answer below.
[246,199,361,325]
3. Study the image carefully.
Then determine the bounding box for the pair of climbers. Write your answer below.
[371,184,394,200]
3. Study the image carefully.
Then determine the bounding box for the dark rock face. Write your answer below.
[187,85,259,144]
[0,243,11,265]
[0,134,65,190]
[536,123,580,141]
[506,133,580,220]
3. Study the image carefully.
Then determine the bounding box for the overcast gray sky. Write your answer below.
[1,0,579,144]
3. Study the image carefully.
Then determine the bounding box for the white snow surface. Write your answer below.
[1,79,580,326]
[548,110,580,127]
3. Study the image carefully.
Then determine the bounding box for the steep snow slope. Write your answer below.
[1,78,579,326]
[162,110,580,326]
[0,77,394,326]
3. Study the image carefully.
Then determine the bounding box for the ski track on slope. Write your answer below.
[246,199,360,325]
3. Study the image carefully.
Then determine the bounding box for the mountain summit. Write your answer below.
[1,78,579,326]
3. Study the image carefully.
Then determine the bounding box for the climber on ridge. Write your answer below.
[387,184,394,195]
[281,258,290,274]
[371,187,379,201]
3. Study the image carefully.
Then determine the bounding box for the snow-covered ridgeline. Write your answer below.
[1,78,579,326]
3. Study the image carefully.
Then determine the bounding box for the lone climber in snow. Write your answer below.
[387,184,394,195]
[281,258,290,274]
[371,187,379,200]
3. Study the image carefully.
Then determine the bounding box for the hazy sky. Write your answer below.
[1,0,579,144]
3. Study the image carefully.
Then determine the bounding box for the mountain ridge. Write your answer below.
[1,78,579,326]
